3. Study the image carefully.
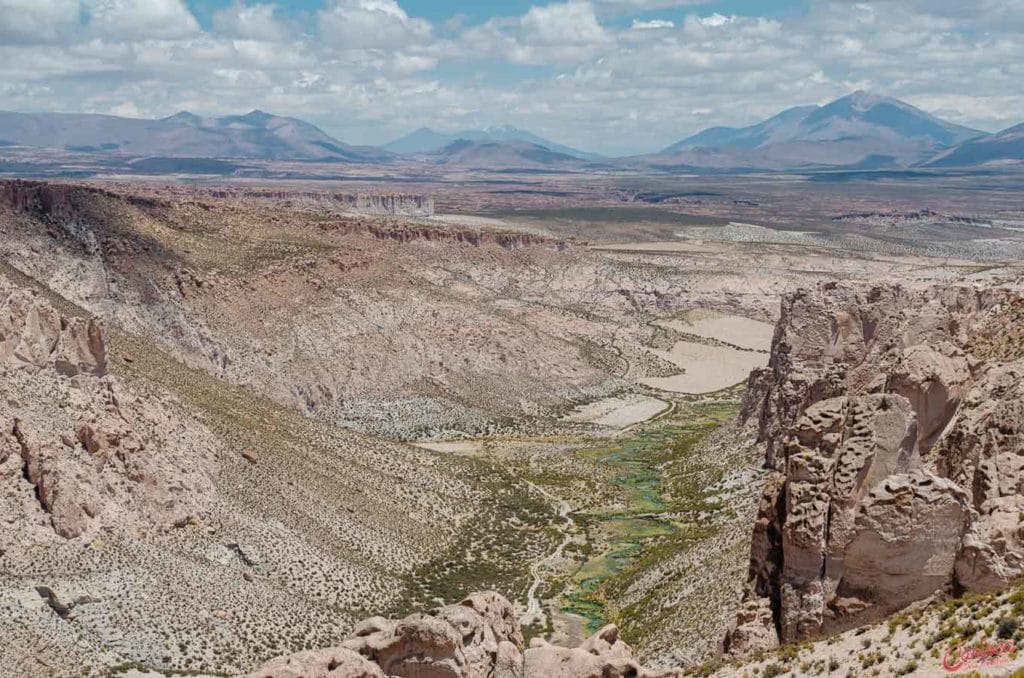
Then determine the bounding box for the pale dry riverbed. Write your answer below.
[641,311,773,394]
[562,394,670,428]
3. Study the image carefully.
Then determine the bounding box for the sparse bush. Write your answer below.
[897,660,918,675]
[998,616,1019,639]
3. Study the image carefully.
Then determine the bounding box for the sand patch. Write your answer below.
[658,311,775,351]
[563,394,669,428]
[430,214,511,228]
[641,341,767,394]
[413,440,485,455]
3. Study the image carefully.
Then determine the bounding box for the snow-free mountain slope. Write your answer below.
[0,109,390,162]
[654,91,985,170]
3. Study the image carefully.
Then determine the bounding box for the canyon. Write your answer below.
[0,170,1022,678]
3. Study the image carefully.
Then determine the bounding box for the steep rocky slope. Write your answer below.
[3,180,989,442]
[0,269,558,677]
[728,282,1024,652]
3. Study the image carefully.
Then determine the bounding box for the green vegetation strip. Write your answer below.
[561,402,739,636]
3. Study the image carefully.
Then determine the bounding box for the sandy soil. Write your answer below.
[429,214,512,228]
[563,394,669,428]
[658,312,776,351]
[642,342,767,394]
[413,440,486,455]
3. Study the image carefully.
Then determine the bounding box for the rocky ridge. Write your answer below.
[728,281,1024,652]
[247,591,645,678]
[203,190,435,217]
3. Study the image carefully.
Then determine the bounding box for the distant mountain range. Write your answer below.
[384,125,600,160]
[426,139,590,170]
[0,110,390,163]
[925,122,1024,168]
[652,91,986,170]
[0,93,1021,172]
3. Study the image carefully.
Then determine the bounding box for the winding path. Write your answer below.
[520,480,574,627]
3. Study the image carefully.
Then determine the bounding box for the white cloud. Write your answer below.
[0,0,80,44]
[86,0,200,40]
[632,19,675,29]
[521,2,608,46]
[0,0,1023,153]
[697,13,735,28]
[593,0,706,10]
[391,53,438,74]
[318,0,432,49]
[212,2,292,42]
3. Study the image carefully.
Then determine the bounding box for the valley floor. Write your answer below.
[416,383,763,668]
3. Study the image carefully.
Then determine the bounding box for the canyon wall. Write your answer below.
[728,282,1024,652]
[205,189,436,216]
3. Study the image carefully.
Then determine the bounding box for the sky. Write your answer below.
[0,0,1022,155]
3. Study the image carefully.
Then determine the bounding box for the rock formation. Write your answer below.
[204,190,435,217]
[247,592,645,678]
[729,282,1024,651]
[0,276,213,544]
[0,284,106,376]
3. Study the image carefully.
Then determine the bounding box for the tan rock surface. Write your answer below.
[732,282,1024,651]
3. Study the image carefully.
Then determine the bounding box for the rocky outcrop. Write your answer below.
[525,625,642,678]
[731,282,1024,651]
[0,284,106,376]
[941,361,1024,591]
[0,180,107,222]
[0,275,213,543]
[245,646,386,678]
[249,592,524,678]
[247,592,647,678]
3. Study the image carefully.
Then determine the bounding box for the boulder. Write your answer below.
[340,592,524,678]
[245,646,386,678]
[523,625,641,678]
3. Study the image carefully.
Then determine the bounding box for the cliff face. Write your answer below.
[205,189,435,216]
[729,282,1024,651]
[316,219,567,250]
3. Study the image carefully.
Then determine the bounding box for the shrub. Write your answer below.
[998,617,1019,639]
[897,660,918,675]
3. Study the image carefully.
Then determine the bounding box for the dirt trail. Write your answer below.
[519,480,574,627]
